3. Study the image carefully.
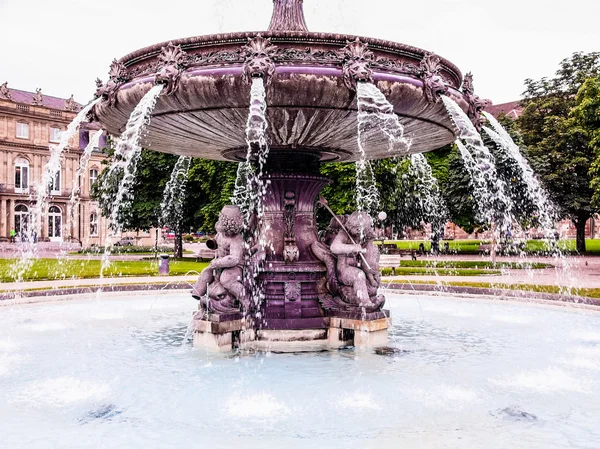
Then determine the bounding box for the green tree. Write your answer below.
[518,52,600,252]
[571,75,600,208]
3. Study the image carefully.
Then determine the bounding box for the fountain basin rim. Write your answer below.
[117,30,462,88]
[2,284,599,312]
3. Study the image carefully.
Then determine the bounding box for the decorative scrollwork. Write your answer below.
[95,59,130,106]
[242,35,278,86]
[462,72,491,131]
[339,38,374,91]
[417,52,448,104]
[155,42,187,95]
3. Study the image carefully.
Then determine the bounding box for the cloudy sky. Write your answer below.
[1,0,598,105]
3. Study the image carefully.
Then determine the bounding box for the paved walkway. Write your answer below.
[380,253,600,289]
[0,275,199,293]
[0,245,597,293]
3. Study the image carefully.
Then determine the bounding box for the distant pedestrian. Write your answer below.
[9,229,16,243]
[33,231,37,243]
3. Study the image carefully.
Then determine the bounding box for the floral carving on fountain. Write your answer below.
[95,59,129,106]
[340,38,374,91]
[312,211,385,312]
[242,35,278,86]
[0,82,11,100]
[462,72,491,131]
[155,42,187,95]
[192,205,247,315]
[417,53,448,104]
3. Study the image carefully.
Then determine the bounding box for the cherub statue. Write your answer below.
[192,205,247,313]
[311,209,384,311]
[330,211,383,308]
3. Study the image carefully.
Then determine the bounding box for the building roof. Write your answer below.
[0,83,82,112]
[486,100,523,119]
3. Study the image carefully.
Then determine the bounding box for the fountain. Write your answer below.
[3,2,600,447]
[90,0,483,352]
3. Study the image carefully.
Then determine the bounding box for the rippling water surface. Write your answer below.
[1,292,599,449]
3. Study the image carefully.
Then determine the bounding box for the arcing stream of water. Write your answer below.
[355,82,411,216]
[99,84,164,275]
[441,96,515,242]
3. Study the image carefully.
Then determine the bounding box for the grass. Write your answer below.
[397,260,551,269]
[385,279,600,300]
[0,259,209,282]
[381,239,600,255]
[382,267,501,276]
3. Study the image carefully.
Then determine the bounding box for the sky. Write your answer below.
[1,0,599,105]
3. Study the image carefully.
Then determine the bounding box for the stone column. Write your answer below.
[43,204,49,240]
[8,199,14,234]
[0,199,6,238]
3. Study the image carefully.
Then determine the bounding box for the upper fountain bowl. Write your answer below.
[92,0,473,162]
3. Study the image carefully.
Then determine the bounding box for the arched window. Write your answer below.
[14,204,30,236]
[48,205,62,240]
[90,212,98,236]
[89,168,99,187]
[14,158,29,193]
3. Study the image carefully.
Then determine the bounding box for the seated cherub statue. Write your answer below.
[329,211,384,309]
[192,205,248,313]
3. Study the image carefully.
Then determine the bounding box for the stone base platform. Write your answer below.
[192,311,391,353]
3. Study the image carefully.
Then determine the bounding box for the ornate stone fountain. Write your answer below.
[92,0,484,352]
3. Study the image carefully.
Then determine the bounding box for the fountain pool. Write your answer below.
[1,293,599,448]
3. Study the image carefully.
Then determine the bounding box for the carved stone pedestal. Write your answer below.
[192,310,390,352]
[191,312,244,352]
[328,311,391,349]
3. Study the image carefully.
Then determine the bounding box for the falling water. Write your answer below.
[408,153,448,239]
[160,155,192,229]
[355,82,411,216]
[8,99,101,283]
[100,84,164,275]
[481,112,576,293]
[232,77,271,316]
[68,130,105,234]
[441,96,514,236]
[482,112,556,232]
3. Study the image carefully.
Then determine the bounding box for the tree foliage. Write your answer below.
[517,52,600,252]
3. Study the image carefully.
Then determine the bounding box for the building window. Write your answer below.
[16,122,29,139]
[90,212,99,236]
[48,169,61,195]
[50,127,61,143]
[14,204,30,237]
[89,168,99,187]
[14,158,29,193]
[48,205,62,239]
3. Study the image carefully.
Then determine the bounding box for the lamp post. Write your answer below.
[378,211,387,241]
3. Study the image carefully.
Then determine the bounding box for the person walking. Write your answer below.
[9,229,16,243]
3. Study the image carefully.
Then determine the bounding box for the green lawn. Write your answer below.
[382,267,501,276]
[397,260,551,269]
[381,239,600,255]
[0,259,209,282]
[387,279,600,300]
